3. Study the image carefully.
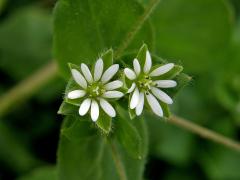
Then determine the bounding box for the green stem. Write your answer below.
[0,61,58,117]
[109,140,127,180]
[169,115,240,152]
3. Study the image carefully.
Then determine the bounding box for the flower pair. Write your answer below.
[67,47,177,122]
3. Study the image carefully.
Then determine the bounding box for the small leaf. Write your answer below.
[115,104,143,159]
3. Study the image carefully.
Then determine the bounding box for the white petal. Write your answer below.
[124,68,136,80]
[67,90,86,99]
[136,92,144,116]
[91,100,99,122]
[99,98,116,117]
[101,64,119,83]
[151,87,173,104]
[149,63,174,77]
[127,83,136,93]
[102,91,124,98]
[81,63,93,83]
[146,93,163,117]
[133,58,141,76]
[143,50,152,73]
[130,87,139,109]
[104,80,123,90]
[154,80,177,88]
[71,69,87,89]
[79,98,91,116]
[94,58,103,81]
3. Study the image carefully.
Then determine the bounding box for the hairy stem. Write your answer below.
[109,140,127,180]
[0,61,58,117]
[168,115,240,152]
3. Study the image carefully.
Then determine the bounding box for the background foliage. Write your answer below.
[0,0,240,179]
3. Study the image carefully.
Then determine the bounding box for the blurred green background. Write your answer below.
[0,0,240,179]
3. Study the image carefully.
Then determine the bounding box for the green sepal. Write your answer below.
[166,73,192,97]
[58,101,78,116]
[68,63,81,72]
[128,95,136,119]
[158,65,183,80]
[96,111,112,134]
[129,108,137,120]
[136,44,148,67]
[159,102,170,118]
[63,78,83,106]
[115,104,143,159]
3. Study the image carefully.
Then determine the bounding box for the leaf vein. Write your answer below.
[115,0,161,58]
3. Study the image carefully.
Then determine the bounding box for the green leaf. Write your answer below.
[149,0,233,73]
[115,104,144,159]
[54,0,154,78]
[58,138,104,179]
[18,166,57,180]
[57,115,148,180]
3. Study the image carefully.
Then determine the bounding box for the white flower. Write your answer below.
[124,51,177,117]
[67,59,124,122]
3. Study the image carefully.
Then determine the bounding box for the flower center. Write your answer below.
[87,82,105,98]
[137,74,156,94]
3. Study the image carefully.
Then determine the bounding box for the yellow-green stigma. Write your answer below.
[136,74,156,94]
[87,82,105,98]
